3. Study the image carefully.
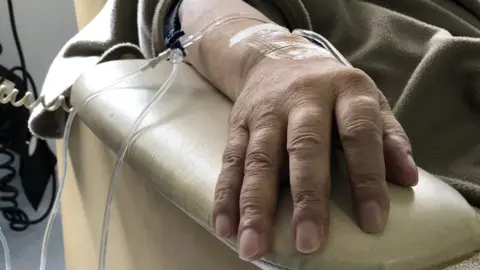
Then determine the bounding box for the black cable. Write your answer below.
[0,0,56,231]
[0,66,37,97]
[0,66,56,231]
[6,0,38,99]
[0,144,56,231]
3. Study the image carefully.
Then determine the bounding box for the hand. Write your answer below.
[212,56,418,260]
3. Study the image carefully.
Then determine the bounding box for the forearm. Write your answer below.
[178,0,271,101]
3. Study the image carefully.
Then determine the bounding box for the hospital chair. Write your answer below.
[58,0,480,269]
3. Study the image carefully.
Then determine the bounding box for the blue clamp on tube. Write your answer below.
[165,30,187,57]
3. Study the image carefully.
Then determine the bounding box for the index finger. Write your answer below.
[287,104,331,254]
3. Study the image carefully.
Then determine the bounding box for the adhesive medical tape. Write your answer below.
[229,23,335,61]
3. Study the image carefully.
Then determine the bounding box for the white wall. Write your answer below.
[0,0,77,89]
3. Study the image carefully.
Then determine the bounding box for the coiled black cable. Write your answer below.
[0,66,56,231]
[6,0,37,98]
[0,0,56,231]
[0,148,56,232]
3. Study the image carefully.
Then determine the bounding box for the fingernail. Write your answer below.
[239,229,261,261]
[296,221,322,253]
[215,214,232,238]
[359,201,385,233]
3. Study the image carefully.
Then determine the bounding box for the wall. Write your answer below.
[0,0,77,89]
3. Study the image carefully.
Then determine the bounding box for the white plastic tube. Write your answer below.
[96,15,276,270]
[39,13,278,270]
[0,226,11,270]
[98,50,183,270]
[38,49,172,270]
[91,20,352,270]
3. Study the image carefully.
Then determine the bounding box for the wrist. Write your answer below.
[183,19,270,101]
[178,0,271,100]
[228,24,338,98]
[177,1,335,101]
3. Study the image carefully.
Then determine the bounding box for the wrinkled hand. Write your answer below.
[212,56,418,261]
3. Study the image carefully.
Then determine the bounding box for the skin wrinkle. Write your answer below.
[179,0,419,260]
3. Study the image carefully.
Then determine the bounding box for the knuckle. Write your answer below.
[379,94,392,110]
[253,102,281,119]
[353,173,383,187]
[240,203,264,217]
[341,117,381,143]
[214,184,235,204]
[350,173,386,196]
[381,114,408,139]
[250,107,283,130]
[351,95,379,109]
[293,189,326,211]
[240,189,267,218]
[392,132,410,145]
[339,95,381,143]
[241,211,265,228]
[286,73,334,102]
[228,108,246,127]
[291,106,324,123]
[244,150,275,172]
[287,108,327,154]
[385,132,412,152]
[221,149,244,170]
[383,121,407,139]
[289,74,319,89]
[222,127,247,169]
[287,131,326,154]
[333,69,377,94]
[341,69,372,85]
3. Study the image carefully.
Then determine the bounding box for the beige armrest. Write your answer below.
[71,59,480,270]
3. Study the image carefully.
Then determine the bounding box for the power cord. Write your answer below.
[0,0,56,231]
[0,129,56,231]
[6,0,37,98]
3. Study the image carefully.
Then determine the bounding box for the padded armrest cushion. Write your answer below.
[71,60,480,270]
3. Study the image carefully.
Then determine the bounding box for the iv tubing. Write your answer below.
[97,14,270,270]
[292,29,352,67]
[98,51,182,270]
[0,14,349,270]
[38,109,77,270]
[38,48,172,270]
[0,226,11,270]
[95,24,354,270]
[92,22,356,270]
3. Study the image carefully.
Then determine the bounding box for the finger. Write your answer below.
[380,95,418,186]
[336,82,389,233]
[238,119,285,261]
[287,104,331,254]
[213,125,249,238]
